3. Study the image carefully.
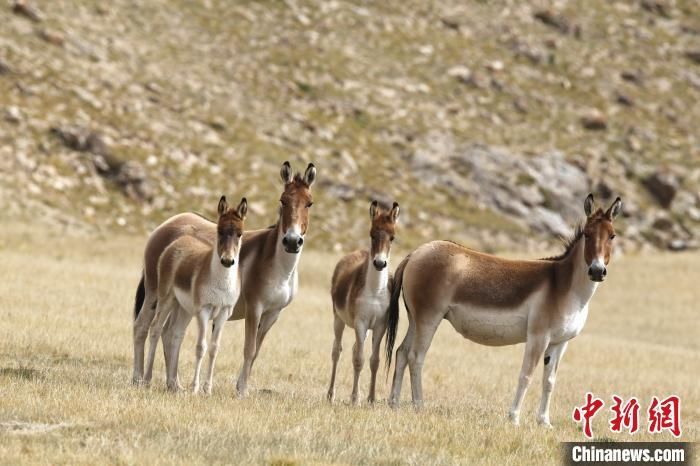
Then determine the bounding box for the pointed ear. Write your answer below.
[280,161,293,184]
[584,193,595,217]
[236,197,248,220]
[303,163,316,187]
[218,195,228,216]
[369,200,378,219]
[605,197,622,221]
[390,202,400,223]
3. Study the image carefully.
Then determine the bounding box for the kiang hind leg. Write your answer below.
[327,311,345,402]
[143,294,175,385]
[389,311,416,407]
[407,313,442,409]
[133,287,158,385]
[165,305,193,392]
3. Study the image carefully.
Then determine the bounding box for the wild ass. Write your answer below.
[328,200,400,405]
[385,194,622,426]
[132,162,316,396]
[143,196,247,393]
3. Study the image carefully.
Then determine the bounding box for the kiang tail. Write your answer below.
[385,253,411,375]
[134,272,145,320]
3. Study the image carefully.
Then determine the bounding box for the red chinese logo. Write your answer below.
[572,392,605,438]
[648,395,681,438]
[573,394,682,438]
[609,396,640,434]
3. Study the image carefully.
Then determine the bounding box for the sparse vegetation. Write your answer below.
[1,1,699,462]
[1,0,698,252]
[0,224,697,464]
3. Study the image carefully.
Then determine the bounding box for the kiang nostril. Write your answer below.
[297,237,304,247]
[603,269,607,276]
[282,237,288,246]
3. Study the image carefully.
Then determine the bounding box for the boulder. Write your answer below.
[533,9,574,35]
[644,171,678,208]
[51,125,153,202]
[580,109,608,130]
[11,0,43,22]
[411,137,589,238]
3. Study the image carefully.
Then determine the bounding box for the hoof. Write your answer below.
[508,411,520,426]
[191,383,200,394]
[167,380,181,393]
[537,416,553,428]
[202,383,212,395]
[326,391,335,403]
[367,395,376,404]
[388,398,399,409]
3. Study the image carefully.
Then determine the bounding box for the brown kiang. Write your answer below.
[328,200,400,405]
[386,194,621,427]
[133,161,316,396]
[143,196,247,393]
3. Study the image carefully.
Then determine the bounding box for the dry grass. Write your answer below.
[0,224,698,465]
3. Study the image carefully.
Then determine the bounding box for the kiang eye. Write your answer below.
[610,234,616,240]
[306,202,313,208]
[390,236,395,242]
[280,199,288,206]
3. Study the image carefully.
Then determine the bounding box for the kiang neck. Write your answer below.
[274,222,302,280]
[564,238,599,310]
[365,254,389,294]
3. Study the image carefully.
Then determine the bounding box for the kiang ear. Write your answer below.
[369,200,378,219]
[605,197,622,221]
[218,195,228,216]
[584,193,595,217]
[390,202,400,223]
[303,162,316,187]
[280,161,293,184]
[236,197,248,220]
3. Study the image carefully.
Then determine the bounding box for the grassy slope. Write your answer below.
[0,225,697,465]
[1,0,699,250]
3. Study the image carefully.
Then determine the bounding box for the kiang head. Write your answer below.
[582,193,622,282]
[216,195,247,268]
[369,200,400,271]
[279,161,316,254]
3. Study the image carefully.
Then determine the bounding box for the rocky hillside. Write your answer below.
[1,0,699,253]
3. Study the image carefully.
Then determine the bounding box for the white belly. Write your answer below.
[446,304,529,346]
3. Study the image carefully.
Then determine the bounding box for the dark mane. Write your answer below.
[541,224,584,261]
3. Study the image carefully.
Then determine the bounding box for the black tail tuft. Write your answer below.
[385,253,411,375]
[134,273,145,320]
